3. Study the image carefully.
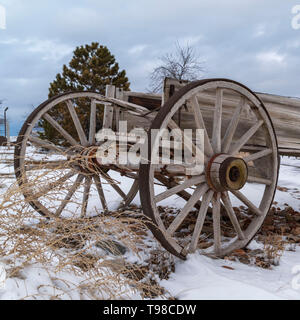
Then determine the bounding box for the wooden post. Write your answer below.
[103,85,115,129]
[163,77,189,105]
[115,88,123,132]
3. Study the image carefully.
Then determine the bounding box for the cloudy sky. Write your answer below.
[0,0,299,135]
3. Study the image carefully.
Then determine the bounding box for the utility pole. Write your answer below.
[4,107,8,138]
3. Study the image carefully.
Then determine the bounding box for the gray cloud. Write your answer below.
[0,0,299,134]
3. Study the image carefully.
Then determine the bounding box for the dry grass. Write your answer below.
[0,156,173,300]
[263,234,286,267]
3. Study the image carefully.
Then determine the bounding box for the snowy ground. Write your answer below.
[161,157,300,300]
[0,145,300,300]
[161,242,300,300]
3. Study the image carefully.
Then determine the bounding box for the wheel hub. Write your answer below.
[206,154,248,192]
[73,146,100,174]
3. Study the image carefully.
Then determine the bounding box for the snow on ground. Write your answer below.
[161,243,300,300]
[160,156,300,300]
[0,261,142,300]
[0,148,300,300]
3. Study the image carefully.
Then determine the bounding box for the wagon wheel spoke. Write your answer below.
[89,99,97,145]
[230,190,263,216]
[55,174,85,216]
[189,190,214,253]
[229,120,264,156]
[81,176,92,217]
[243,149,273,163]
[221,192,245,240]
[28,136,73,155]
[33,171,76,198]
[212,88,223,153]
[56,174,85,215]
[66,100,89,146]
[100,171,127,199]
[167,184,209,236]
[222,97,246,153]
[247,175,272,185]
[155,173,202,209]
[155,175,206,203]
[122,179,139,208]
[190,95,214,157]
[212,192,222,256]
[24,160,70,171]
[93,174,108,211]
[43,113,79,147]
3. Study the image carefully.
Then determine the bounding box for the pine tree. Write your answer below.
[38,42,130,144]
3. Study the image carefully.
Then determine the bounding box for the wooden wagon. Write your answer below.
[13,77,300,259]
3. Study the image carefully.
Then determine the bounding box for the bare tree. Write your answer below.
[149,42,205,93]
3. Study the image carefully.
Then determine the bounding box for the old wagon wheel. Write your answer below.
[140,79,279,260]
[14,92,139,218]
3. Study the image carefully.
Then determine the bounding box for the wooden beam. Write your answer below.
[103,85,115,129]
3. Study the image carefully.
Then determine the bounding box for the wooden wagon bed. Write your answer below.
[122,78,300,157]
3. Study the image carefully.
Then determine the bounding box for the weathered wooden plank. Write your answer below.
[127,96,161,110]
[163,77,188,105]
[103,85,115,129]
[114,78,300,155]
[115,88,123,132]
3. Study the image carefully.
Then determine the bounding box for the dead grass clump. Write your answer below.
[0,162,172,299]
[263,234,285,267]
